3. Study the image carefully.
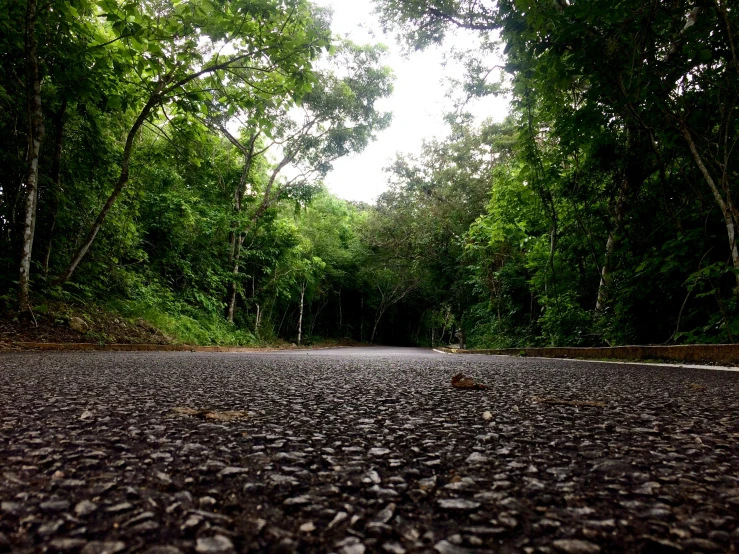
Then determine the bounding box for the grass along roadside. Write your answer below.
[107,298,257,346]
[1,297,368,350]
[1,297,257,348]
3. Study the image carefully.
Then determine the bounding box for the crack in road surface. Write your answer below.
[0,347,737,553]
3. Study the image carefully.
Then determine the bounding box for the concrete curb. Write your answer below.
[435,344,739,368]
[434,349,739,372]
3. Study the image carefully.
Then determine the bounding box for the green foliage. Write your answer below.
[369,0,739,348]
[109,297,257,346]
[0,0,392,345]
[2,0,737,349]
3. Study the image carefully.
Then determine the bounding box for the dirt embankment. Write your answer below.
[0,302,369,352]
[0,302,172,351]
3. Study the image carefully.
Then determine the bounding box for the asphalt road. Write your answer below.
[1,347,738,554]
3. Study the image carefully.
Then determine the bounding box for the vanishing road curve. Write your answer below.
[1,347,738,554]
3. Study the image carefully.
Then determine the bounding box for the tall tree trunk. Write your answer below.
[371,307,385,344]
[224,134,256,320]
[228,228,237,264]
[595,129,647,312]
[547,217,560,316]
[681,124,739,293]
[226,234,245,322]
[277,303,289,337]
[310,297,328,336]
[43,97,67,275]
[297,282,306,345]
[338,288,342,334]
[371,287,386,344]
[595,178,629,312]
[54,92,162,285]
[18,0,45,312]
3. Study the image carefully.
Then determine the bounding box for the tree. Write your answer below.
[376,0,739,344]
[200,39,393,321]
[17,0,45,313]
[53,0,331,285]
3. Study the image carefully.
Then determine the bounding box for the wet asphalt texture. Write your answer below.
[0,347,738,554]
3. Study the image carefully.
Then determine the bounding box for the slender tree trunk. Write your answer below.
[371,301,387,344]
[681,124,739,293]
[548,217,560,315]
[370,312,382,343]
[54,92,162,285]
[595,233,616,312]
[18,0,45,312]
[595,130,646,312]
[254,303,261,335]
[310,299,326,336]
[338,288,342,333]
[277,303,289,337]
[595,180,628,313]
[371,287,386,343]
[226,234,245,322]
[228,229,237,264]
[43,97,67,275]
[297,282,306,345]
[223,136,256,321]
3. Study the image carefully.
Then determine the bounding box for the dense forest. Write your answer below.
[1,0,738,348]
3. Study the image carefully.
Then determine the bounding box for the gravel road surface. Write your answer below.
[1,347,738,554]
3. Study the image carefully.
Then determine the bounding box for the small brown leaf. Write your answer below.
[451,373,487,390]
[686,383,706,391]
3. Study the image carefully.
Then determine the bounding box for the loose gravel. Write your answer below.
[0,347,738,554]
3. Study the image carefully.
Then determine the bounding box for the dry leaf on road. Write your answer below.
[451,373,487,390]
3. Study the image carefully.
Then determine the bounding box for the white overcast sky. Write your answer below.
[314,0,509,203]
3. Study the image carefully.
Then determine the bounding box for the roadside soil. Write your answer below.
[0,302,368,352]
[0,302,171,350]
